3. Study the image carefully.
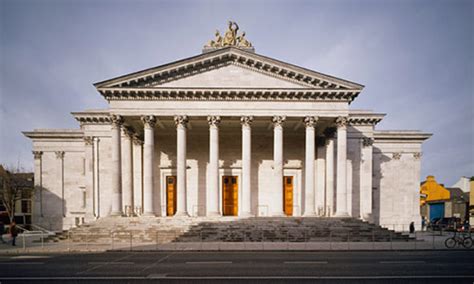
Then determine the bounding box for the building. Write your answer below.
[23,23,431,232]
[420,176,450,222]
[452,176,473,193]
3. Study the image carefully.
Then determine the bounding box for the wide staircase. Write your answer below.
[59,217,413,245]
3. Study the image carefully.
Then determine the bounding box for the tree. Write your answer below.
[0,165,34,223]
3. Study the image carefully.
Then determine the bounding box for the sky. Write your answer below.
[0,0,472,186]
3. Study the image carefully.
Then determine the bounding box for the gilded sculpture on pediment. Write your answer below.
[205,21,252,49]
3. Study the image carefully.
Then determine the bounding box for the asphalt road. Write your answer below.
[0,250,473,283]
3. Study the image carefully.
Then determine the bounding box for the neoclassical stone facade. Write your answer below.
[24,33,431,232]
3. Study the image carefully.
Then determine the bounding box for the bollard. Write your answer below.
[390,231,393,250]
[22,234,26,251]
[261,230,265,250]
[372,231,375,250]
[329,231,332,250]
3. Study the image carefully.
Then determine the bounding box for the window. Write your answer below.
[21,200,31,214]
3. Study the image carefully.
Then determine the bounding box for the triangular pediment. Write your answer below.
[94,47,364,91]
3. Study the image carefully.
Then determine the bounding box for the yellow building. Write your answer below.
[420,176,451,221]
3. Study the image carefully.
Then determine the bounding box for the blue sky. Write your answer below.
[1,0,472,186]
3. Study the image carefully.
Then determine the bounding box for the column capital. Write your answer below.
[110,115,124,129]
[335,116,348,128]
[84,136,93,146]
[272,115,286,127]
[413,152,422,160]
[32,151,43,160]
[303,116,319,128]
[207,115,221,127]
[174,115,189,128]
[55,151,65,159]
[240,116,254,127]
[362,137,374,147]
[392,152,402,160]
[141,115,156,129]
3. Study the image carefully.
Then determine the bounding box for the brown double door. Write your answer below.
[166,176,177,216]
[222,176,238,216]
[283,176,294,216]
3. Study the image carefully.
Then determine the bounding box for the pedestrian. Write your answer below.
[9,221,18,246]
[0,221,6,244]
[409,221,415,234]
[421,217,426,232]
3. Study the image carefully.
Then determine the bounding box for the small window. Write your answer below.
[168,177,174,184]
[232,177,237,184]
[224,178,229,184]
[82,190,87,208]
[21,200,31,213]
[286,177,292,185]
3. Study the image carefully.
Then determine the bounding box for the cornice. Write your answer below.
[72,112,111,125]
[94,47,364,91]
[373,131,432,142]
[98,87,360,102]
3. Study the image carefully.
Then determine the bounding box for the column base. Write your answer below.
[174,211,190,217]
[334,211,350,217]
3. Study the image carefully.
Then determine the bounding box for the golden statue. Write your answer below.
[223,21,239,46]
[237,32,252,47]
[205,30,223,47]
[204,21,252,50]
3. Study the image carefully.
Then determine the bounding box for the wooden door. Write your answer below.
[166,176,177,216]
[222,176,238,216]
[283,176,293,216]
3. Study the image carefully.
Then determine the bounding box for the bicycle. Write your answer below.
[444,231,473,249]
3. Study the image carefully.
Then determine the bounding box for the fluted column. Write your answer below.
[207,115,221,216]
[141,116,156,216]
[303,116,318,216]
[272,115,286,216]
[360,137,374,221]
[241,116,253,217]
[324,128,336,216]
[83,137,94,220]
[93,137,100,218]
[110,115,123,216]
[132,135,143,216]
[121,127,133,216]
[335,116,349,217]
[32,151,43,218]
[175,115,189,217]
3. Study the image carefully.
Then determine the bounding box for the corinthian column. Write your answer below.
[207,115,221,216]
[324,128,336,216]
[141,115,156,216]
[121,127,133,216]
[110,115,123,216]
[241,116,253,217]
[272,115,286,216]
[32,151,43,218]
[360,137,374,221]
[335,116,349,217]
[303,116,318,216]
[175,115,189,217]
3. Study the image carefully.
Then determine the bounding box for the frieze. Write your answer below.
[99,88,360,103]
[348,117,383,126]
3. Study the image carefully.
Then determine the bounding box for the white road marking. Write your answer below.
[0,262,44,265]
[88,262,135,265]
[379,261,426,264]
[284,261,328,264]
[186,261,233,264]
[12,256,52,259]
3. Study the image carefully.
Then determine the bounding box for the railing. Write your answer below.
[2,224,472,253]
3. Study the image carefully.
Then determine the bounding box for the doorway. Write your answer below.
[222,176,238,216]
[283,176,294,216]
[166,176,177,216]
